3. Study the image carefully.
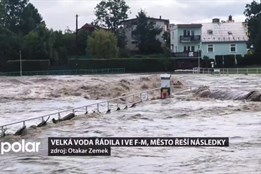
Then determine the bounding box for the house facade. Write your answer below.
[201,18,248,59]
[170,24,202,57]
[170,16,249,68]
[170,24,202,69]
[122,17,169,51]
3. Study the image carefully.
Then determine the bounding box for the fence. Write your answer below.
[0,68,125,76]
[191,68,261,75]
[0,88,160,138]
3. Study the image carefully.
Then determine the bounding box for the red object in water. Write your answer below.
[161,92,167,99]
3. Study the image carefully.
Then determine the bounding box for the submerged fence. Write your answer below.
[0,68,125,76]
[0,88,160,138]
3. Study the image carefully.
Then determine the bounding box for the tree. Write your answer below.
[244,1,261,55]
[94,0,129,33]
[20,3,42,35]
[0,1,4,28]
[1,0,42,35]
[87,30,119,58]
[23,23,53,60]
[132,10,163,54]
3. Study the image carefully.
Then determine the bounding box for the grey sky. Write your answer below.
[30,0,254,31]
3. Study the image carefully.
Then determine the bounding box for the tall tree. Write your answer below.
[87,29,119,58]
[20,3,42,35]
[0,1,4,28]
[23,23,53,60]
[94,0,129,33]
[244,1,261,55]
[133,10,163,54]
[1,0,42,34]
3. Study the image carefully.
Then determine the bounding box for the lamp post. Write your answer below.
[19,50,22,76]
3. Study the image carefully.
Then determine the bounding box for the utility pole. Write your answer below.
[75,14,79,73]
[19,50,22,76]
[76,14,79,45]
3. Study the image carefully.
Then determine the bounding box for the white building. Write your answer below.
[170,16,249,61]
[122,17,169,51]
[201,17,248,59]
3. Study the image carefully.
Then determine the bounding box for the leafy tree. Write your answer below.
[77,29,90,56]
[244,1,261,55]
[20,3,42,35]
[133,10,163,54]
[0,1,4,28]
[87,29,119,58]
[94,0,129,33]
[23,23,53,60]
[1,0,42,35]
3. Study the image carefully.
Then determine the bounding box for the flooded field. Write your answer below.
[0,74,260,174]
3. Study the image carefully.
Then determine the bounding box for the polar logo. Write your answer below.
[1,140,40,155]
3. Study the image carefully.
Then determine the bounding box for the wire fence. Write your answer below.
[0,68,125,76]
[185,68,261,74]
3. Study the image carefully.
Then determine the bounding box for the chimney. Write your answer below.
[228,15,232,21]
[160,16,162,20]
[228,15,234,22]
[212,18,220,23]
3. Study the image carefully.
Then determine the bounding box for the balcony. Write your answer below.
[180,35,201,43]
[172,51,201,59]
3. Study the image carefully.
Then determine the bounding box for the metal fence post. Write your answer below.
[97,103,99,112]
[1,126,4,137]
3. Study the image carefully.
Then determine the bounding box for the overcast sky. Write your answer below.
[30,0,254,31]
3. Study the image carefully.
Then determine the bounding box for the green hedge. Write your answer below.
[68,58,176,72]
[215,55,244,68]
[4,59,50,72]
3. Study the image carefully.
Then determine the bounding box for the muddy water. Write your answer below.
[0,74,261,173]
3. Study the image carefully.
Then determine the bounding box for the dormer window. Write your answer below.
[207,30,213,34]
[228,31,232,35]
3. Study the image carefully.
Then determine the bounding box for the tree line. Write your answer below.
[0,0,261,71]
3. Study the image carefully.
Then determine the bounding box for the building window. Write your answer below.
[208,44,213,53]
[230,44,236,52]
[191,46,195,52]
[207,30,213,35]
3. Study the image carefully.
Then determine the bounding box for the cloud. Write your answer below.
[30,0,254,30]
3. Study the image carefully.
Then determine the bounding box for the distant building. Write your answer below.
[201,16,248,59]
[121,17,170,51]
[80,23,108,32]
[170,16,249,68]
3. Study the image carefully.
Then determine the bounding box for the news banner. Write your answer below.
[48,137,229,156]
